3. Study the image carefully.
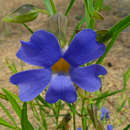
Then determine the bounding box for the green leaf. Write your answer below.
[43,0,56,15]
[65,0,76,16]
[0,117,16,129]
[98,15,130,43]
[69,17,86,43]
[3,4,40,23]
[96,15,130,64]
[40,110,48,130]
[0,102,17,126]
[21,103,34,130]
[123,124,130,130]
[123,68,130,90]
[30,102,40,121]
[94,0,104,11]
[0,93,8,100]
[84,0,91,28]
[116,96,127,112]
[2,88,21,119]
[5,58,17,74]
[86,0,94,15]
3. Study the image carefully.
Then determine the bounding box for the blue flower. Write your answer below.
[77,128,82,130]
[101,107,110,120]
[10,29,107,103]
[107,124,113,130]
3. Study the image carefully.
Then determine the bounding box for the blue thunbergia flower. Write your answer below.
[10,29,107,103]
[101,107,110,120]
[107,124,113,130]
[77,128,82,130]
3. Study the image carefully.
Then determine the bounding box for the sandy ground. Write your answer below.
[0,0,130,129]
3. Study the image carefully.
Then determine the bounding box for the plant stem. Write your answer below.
[81,98,88,130]
[73,110,76,130]
[23,23,33,34]
[50,0,57,14]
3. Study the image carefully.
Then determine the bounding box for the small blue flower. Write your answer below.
[77,128,82,130]
[107,124,113,130]
[101,107,110,120]
[10,29,107,103]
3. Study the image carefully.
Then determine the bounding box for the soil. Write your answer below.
[0,0,130,130]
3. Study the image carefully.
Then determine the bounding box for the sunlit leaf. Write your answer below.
[0,117,16,129]
[21,103,34,130]
[96,15,130,64]
[0,103,17,126]
[65,0,76,16]
[2,88,21,119]
[43,0,56,15]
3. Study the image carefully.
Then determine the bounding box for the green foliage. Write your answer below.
[96,15,130,64]
[40,109,48,130]
[43,0,56,15]
[5,58,17,74]
[2,88,21,119]
[0,117,17,129]
[123,124,130,130]
[65,0,76,16]
[0,102,17,126]
[94,0,104,11]
[21,103,34,130]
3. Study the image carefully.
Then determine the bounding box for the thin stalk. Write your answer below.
[65,0,76,16]
[90,104,98,130]
[23,23,33,34]
[55,101,61,130]
[96,22,129,64]
[50,0,57,14]
[69,17,86,43]
[81,98,87,130]
[72,109,76,130]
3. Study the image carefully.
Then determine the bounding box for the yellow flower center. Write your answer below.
[52,58,70,74]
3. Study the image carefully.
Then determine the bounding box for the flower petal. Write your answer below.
[70,64,107,92]
[10,69,51,101]
[64,29,105,67]
[101,107,109,120]
[17,30,62,67]
[45,75,77,103]
[107,125,113,130]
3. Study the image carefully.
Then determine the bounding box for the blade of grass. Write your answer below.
[69,17,86,43]
[0,102,17,126]
[0,93,8,100]
[21,103,34,130]
[5,58,17,74]
[2,88,21,119]
[40,110,48,130]
[0,117,16,129]
[94,0,104,11]
[96,21,130,64]
[43,0,56,15]
[65,0,76,16]
[50,0,57,14]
